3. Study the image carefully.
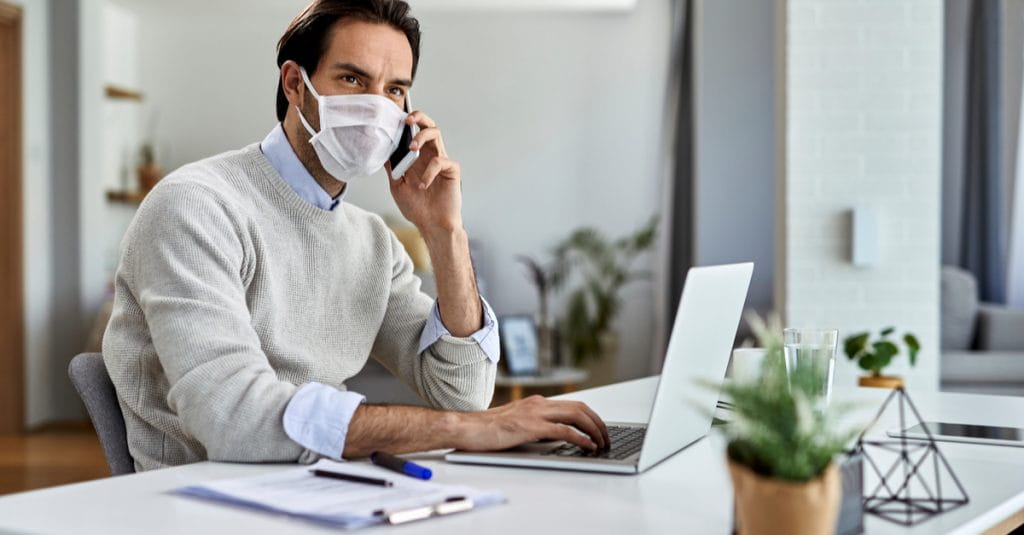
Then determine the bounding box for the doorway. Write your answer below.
[0,1,24,433]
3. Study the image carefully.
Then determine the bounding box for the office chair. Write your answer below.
[68,353,135,475]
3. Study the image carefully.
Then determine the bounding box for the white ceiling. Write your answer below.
[115,0,637,13]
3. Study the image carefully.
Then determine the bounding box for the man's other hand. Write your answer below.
[454,396,610,452]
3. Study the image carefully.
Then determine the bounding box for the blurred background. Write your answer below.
[1,0,1023,494]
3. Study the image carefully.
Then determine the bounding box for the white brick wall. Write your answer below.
[779,0,943,389]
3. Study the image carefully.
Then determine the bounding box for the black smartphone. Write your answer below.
[389,95,419,179]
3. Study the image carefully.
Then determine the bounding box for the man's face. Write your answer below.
[280,18,415,186]
[307,20,414,110]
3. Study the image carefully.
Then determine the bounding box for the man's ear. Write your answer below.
[281,60,305,108]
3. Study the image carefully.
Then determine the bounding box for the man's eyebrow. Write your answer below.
[330,62,412,87]
[331,62,372,78]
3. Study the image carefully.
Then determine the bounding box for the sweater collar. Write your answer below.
[259,123,347,212]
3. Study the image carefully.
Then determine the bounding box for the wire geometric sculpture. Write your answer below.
[853,387,969,526]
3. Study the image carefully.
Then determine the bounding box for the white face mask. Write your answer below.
[295,67,408,183]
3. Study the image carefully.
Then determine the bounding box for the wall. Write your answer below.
[692,0,775,313]
[9,0,58,427]
[133,0,673,382]
[76,0,138,330]
[20,0,144,425]
[45,0,88,425]
[780,0,943,389]
[79,0,140,323]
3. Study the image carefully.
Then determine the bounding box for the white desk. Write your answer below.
[2,378,1024,534]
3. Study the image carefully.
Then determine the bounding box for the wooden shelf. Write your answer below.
[104,84,143,101]
[106,190,147,204]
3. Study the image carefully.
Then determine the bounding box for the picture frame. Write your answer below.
[498,315,540,376]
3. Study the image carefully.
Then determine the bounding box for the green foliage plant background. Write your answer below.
[843,327,920,377]
[548,216,659,365]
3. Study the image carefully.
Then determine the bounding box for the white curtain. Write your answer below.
[1009,12,1024,309]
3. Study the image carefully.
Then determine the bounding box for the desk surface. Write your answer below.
[3,378,1024,534]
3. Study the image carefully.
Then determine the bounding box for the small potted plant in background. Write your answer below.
[844,327,920,388]
[137,142,162,193]
[713,359,863,535]
[515,255,560,371]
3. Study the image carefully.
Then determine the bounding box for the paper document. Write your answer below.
[177,459,504,529]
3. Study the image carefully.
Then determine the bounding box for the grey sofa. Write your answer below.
[941,266,1024,395]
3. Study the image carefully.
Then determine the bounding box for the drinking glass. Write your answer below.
[783,328,838,404]
[730,348,768,385]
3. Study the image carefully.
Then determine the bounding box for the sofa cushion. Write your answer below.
[941,266,979,350]
[976,304,1024,351]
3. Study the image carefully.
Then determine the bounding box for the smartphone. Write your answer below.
[887,421,1024,448]
[389,94,419,180]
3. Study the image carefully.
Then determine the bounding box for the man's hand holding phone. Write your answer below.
[386,109,464,235]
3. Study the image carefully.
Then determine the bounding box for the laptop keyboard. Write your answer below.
[541,425,647,460]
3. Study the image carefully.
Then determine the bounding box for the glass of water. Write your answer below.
[783,328,838,404]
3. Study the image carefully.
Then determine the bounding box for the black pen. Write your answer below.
[310,469,393,487]
[370,451,433,480]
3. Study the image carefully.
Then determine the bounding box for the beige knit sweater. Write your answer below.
[102,144,496,471]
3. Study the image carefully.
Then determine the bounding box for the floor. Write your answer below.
[0,421,110,495]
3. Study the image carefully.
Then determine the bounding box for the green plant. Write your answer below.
[515,255,555,331]
[711,359,863,482]
[843,327,920,377]
[549,216,659,365]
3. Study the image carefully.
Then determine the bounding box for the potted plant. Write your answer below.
[843,327,920,388]
[715,358,863,535]
[137,143,162,193]
[515,255,560,370]
[549,216,658,372]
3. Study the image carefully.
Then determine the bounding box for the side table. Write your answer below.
[495,367,590,401]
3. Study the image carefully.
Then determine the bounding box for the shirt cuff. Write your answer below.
[282,382,365,459]
[418,296,500,363]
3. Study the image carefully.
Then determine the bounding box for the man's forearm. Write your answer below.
[342,404,462,458]
[342,396,611,458]
[422,227,482,337]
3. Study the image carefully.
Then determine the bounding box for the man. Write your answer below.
[103,0,608,471]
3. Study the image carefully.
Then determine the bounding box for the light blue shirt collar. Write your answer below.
[260,123,345,211]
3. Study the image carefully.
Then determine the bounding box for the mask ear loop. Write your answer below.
[295,66,321,137]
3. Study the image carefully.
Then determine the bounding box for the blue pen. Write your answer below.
[370,451,433,480]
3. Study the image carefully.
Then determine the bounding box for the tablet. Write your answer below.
[887,421,1024,448]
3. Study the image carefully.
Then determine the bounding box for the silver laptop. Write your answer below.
[446,262,753,474]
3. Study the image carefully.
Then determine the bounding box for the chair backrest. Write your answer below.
[68,353,135,475]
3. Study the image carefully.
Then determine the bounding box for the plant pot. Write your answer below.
[137,164,162,193]
[536,321,555,372]
[858,375,904,389]
[728,459,840,535]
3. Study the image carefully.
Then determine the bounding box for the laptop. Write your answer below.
[445,262,753,474]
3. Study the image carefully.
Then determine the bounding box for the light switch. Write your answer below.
[851,207,879,267]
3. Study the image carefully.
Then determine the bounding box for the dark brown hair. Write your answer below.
[275,0,421,121]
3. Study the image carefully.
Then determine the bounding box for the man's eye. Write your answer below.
[341,75,359,85]
[388,87,405,97]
